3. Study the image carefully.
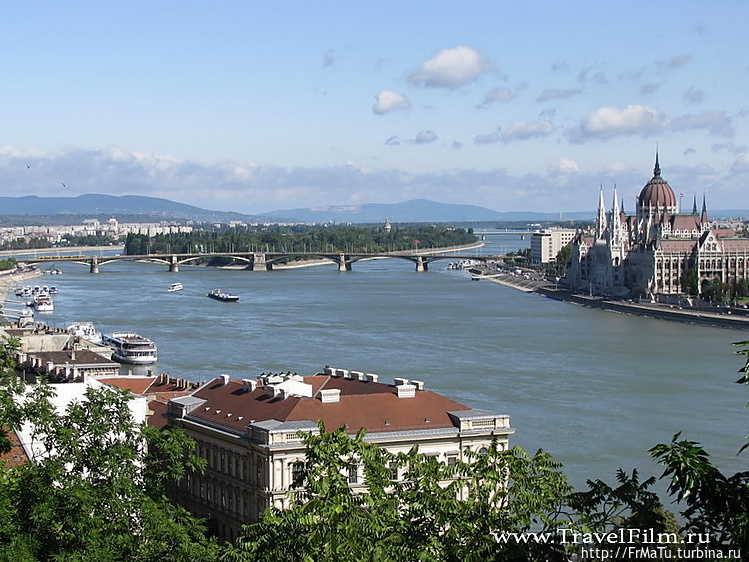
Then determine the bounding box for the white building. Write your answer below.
[165,367,514,542]
[531,228,576,265]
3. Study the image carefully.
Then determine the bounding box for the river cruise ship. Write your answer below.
[102,331,158,365]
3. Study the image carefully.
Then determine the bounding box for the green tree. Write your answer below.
[223,425,575,562]
[0,340,219,561]
[680,268,699,296]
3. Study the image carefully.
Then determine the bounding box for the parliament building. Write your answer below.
[567,154,749,300]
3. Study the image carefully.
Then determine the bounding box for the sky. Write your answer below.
[1,1,748,216]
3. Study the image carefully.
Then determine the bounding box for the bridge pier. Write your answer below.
[337,253,351,271]
[415,256,428,272]
[251,253,268,271]
[89,257,99,274]
[169,255,179,273]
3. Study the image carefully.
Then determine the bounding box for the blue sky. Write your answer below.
[1,1,748,216]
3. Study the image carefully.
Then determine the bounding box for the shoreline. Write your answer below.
[477,270,749,331]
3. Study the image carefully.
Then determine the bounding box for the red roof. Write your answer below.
[186,375,472,434]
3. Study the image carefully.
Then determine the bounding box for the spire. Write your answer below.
[692,195,698,215]
[596,186,608,239]
[701,194,708,225]
[653,149,661,178]
[611,185,623,245]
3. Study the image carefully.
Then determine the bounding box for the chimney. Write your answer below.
[365,373,379,383]
[411,380,425,390]
[396,384,416,398]
[242,379,257,392]
[393,377,409,386]
[320,388,341,403]
[220,374,230,386]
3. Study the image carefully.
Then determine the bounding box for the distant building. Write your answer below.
[165,367,514,542]
[531,228,576,265]
[568,153,749,299]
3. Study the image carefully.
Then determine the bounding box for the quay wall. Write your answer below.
[536,287,749,331]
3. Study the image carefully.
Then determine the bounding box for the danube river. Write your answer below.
[19,239,749,492]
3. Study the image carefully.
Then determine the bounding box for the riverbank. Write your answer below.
[0,268,43,301]
[474,269,749,331]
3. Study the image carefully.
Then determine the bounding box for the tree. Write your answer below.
[223,424,576,562]
[680,267,699,297]
[0,339,219,561]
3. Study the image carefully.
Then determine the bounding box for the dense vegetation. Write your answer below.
[0,259,17,272]
[0,234,119,251]
[124,224,477,256]
[1,336,747,560]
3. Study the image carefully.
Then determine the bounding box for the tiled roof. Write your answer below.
[28,349,116,366]
[98,376,157,395]
[185,375,473,435]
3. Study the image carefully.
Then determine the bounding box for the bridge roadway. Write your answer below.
[24,250,498,273]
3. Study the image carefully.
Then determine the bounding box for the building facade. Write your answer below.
[531,228,577,265]
[568,154,749,299]
[165,367,514,542]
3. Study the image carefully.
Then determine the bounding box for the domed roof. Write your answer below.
[638,154,676,209]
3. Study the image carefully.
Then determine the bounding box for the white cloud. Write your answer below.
[411,130,437,144]
[479,87,514,107]
[501,120,555,142]
[536,88,581,103]
[408,46,494,89]
[568,105,665,142]
[474,133,500,145]
[548,158,580,175]
[372,90,411,115]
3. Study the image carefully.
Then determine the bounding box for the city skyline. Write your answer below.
[1,1,747,215]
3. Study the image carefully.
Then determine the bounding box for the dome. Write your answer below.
[638,154,676,209]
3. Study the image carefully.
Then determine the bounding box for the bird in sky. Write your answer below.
[61,182,66,188]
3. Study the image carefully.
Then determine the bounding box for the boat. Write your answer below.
[67,322,104,345]
[102,331,158,365]
[207,288,239,302]
[167,282,184,292]
[32,293,54,312]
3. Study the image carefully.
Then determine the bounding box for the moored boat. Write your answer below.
[32,293,54,312]
[103,331,158,364]
[67,322,104,345]
[207,288,239,302]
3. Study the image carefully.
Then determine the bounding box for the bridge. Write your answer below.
[24,250,499,273]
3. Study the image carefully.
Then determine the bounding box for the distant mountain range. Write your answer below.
[0,195,274,224]
[1,194,746,225]
[263,199,593,223]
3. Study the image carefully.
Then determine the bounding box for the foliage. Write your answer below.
[223,424,575,562]
[680,267,699,296]
[0,339,219,561]
[0,258,17,271]
[124,224,477,257]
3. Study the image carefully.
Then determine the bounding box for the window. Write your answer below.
[446,455,457,467]
[347,464,358,484]
[389,461,399,482]
[291,462,305,488]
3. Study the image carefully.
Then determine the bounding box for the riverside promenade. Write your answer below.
[475,268,749,331]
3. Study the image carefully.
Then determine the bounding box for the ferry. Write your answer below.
[167,282,184,292]
[102,331,158,365]
[207,288,239,302]
[67,322,104,345]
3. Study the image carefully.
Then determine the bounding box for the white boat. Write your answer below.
[167,282,184,292]
[102,331,158,365]
[32,293,54,312]
[67,322,104,345]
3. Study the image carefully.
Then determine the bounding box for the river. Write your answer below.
[10,236,748,493]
